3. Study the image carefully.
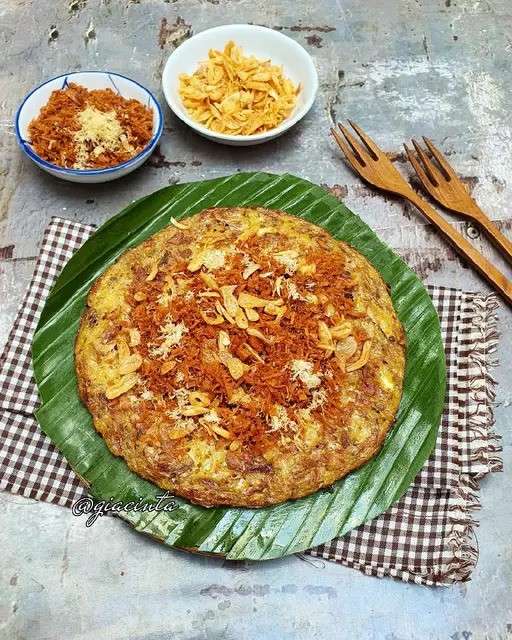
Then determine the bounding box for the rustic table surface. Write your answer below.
[1,1,511,638]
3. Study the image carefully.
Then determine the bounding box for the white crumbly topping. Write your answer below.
[149,317,188,358]
[184,290,194,302]
[201,249,225,270]
[286,281,301,300]
[290,359,322,389]
[140,389,154,401]
[175,371,185,384]
[201,409,220,424]
[274,250,299,275]
[173,387,190,408]
[308,388,327,410]
[266,405,297,433]
[282,280,313,302]
[72,106,134,169]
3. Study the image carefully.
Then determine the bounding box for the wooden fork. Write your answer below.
[404,137,512,265]
[331,121,512,306]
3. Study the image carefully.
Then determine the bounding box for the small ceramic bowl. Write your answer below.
[15,71,163,184]
[162,24,318,146]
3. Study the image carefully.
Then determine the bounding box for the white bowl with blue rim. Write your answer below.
[162,24,318,146]
[15,71,163,183]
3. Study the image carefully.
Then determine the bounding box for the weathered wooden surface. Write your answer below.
[0,1,511,639]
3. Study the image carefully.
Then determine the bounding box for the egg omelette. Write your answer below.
[75,207,406,507]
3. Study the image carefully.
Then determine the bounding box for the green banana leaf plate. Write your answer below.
[33,171,445,560]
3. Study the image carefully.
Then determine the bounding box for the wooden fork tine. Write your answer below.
[331,128,361,171]
[411,139,441,186]
[403,143,432,191]
[347,120,381,160]
[422,137,455,181]
[338,122,372,165]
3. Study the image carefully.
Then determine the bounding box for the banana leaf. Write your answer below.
[33,172,445,560]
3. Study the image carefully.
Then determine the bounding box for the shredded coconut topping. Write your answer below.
[290,359,322,389]
[201,409,220,424]
[173,387,190,407]
[150,318,188,358]
[267,405,298,433]
[274,250,299,275]
[286,281,301,300]
[309,388,327,411]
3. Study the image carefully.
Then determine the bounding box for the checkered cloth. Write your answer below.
[0,218,502,586]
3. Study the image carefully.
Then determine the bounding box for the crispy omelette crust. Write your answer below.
[75,207,405,507]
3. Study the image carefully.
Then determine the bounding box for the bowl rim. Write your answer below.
[15,70,164,175]
[161,23,319,142]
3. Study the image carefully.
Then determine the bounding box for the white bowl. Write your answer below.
[15,71,163,183]
[162,24,318,146]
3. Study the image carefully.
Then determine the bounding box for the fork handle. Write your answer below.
[406,191,512,306]
[470,206,512,266]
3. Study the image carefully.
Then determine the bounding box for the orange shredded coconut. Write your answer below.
[28,82,153,169]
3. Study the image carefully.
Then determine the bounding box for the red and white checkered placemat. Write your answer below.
[0,217,503,585]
